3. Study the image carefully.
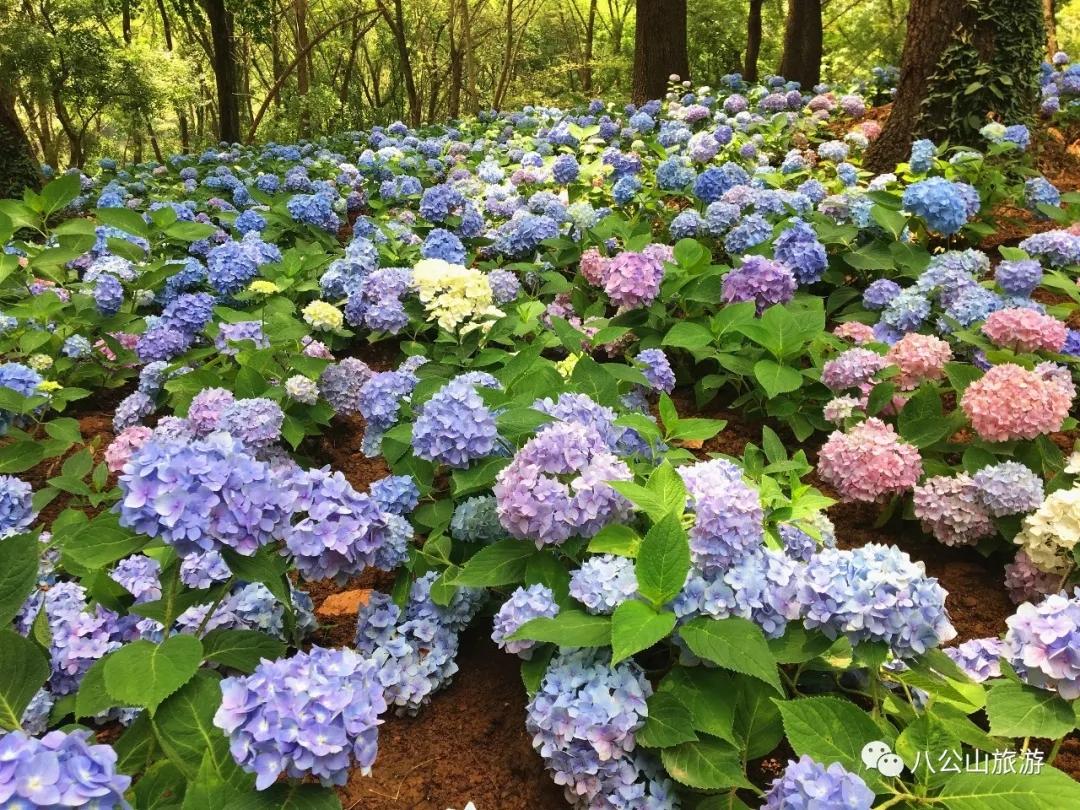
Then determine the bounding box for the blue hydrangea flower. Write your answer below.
[763,755,874,810]
[411,374,502,469]
[996,259,1043,296]
[902,177,977,236]
[492,583,560,657]
[450,495,506,543]
[370,474,420,515]
[971,461,1045,517]
[569,555,638,615]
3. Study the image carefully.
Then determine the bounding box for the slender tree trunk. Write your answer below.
[863,0,967,173]
[205,0,241,143]
[461,0,479,115]
[295,0,312,137]
[0,87,41,198]
[583,0,597,92]
[379,0,420,127]
[1045,0,1058,57]
[122,0,133,44]
[632,0,688,104]
[779,0,822,88]
[155,0,190,152]
[745,0,763,83]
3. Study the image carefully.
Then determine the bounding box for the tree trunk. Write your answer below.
[1045,0,1058,57]
[0,88,41,198]
[295,0,312,137]
[863,0,968,173]
[779,0,822,88]
[448,2,463,118]
[632,0,688,104]
[205,0,241,143]
[745,0,763,83]
[379,0,421,127]
[122,0,133,44]
[461,0,479,114]
[583,0,597,93]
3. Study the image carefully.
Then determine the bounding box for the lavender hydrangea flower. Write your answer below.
[680,459,764,573]
[971,461,1045,517]
[569,555,638,615]
[110,554,162,602]
[0,475,36,537]
[944,638,1004,682]
[412,374,502,469]
[214,646,387,789]
[113,391,155,431]
[721,255,796,315]
[495,422,633,548]
[635,348,676,393]
[369,474,420,515]
[492,584,560,657]
[0,729,132,808]
[995,259,1043,297]
[319,358,374,416]
[1004,590,1080,698]
[218,397,284,448]
[180,550,231,588]
[763,756,873,810]
[821,348,887,392]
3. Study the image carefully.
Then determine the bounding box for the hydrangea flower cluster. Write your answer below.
[491,583,560,657]
[944,637,1004,682]
[635,349,675,393]
[495,422,633,547]
[971,461,1045,517]
[1013,483,1080,573]
[818,419,922,503]
[762,756,873,810]
[679,458,764,573]
[0,474,36,537]
[1005,549,1061,604]
[1003,590,1080,699]
[821,348,887,392]
[525,649,654,807]
[982,308,1067,353]
[601,250,664,309]
[885,333,952,390]
[450,495,506,543]
[411,258,505,333]
[569,554,639,615]
[902,177,979,235]
[0,730,132,808]
[214,646,387,789]
[912,474,996,547]
[720,255,796,315]
[412,374,502,468]
[961,363,1074,442]
[797,544,956,656]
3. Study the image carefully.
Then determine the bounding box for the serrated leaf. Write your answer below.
[64,515,148,569]
[658,667,737,743]
[635,512,690,607]
[0,630,50,730]
[153,671,234,781]
[0,441,45,473]
[228,784,344,810]
[611,600,676,663]
[220,546,289,605]
[201,630,284,674]
[76,656,119,719]
[104,636,204,714]
[507,610,611,647]
[985,681,1076,739]
[0,533,41,627]
[679,616,783,694]
[753,359,804,399]
[767,622,834,664]
[663,322,714,350]
[451,539,537,587]
[637,691,698,748]
[587,524,642,558]
[733,676,784,759]
[937,769,1080,810]
[661,736,753,790]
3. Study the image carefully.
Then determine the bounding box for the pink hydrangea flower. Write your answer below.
[1004,549,1061,605]
[885,333,952,390]
[860,121,883,140]
[602,251,664,309]
[579,248,608,286]
[981,308,1067,353]
[818,418,922,502]
[961,362,1074,442]
[833,322,875,344]
[913,473,995,547]
[105,426,153,473]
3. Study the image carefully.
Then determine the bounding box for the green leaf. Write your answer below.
[608,481,670,522]
[228,784,344,810]
[220,546,290,605]
[201,630,284,674]
[679,616,783,695]
[134,759,188,809]
[524,553,571,607]
[507,610,611,648]
[0,630,50,731]
[76,657,118,719]
[733,676,784,759]
[871,205,908,239]
[104,636,204,715]
[937,769,1080,810]
[152,671,234,781]
[450,456,512,497]
[521,644,555,694]
[64,515,148,569]
[945,362,983,395]
[587,524,642,558]
[897,386,952,448]
[661,736,753,790]
[646,461,688,519]
[985,681,1077,739]
[767,623,835,664]
[637,691,698,748]
[611,600,676,664]
[0,441,45,473]
[668,418,727,442]
[495,407,554,441]
[94,206,151,238]
[451,539,537,587]
[777,696,891,791]
[635,512,691,607]
[571,355,619,407]
[663,322,714,350]
[753,359,804,399]
[896,711,961,786]
[43,417,83,444]
[658,667,737,743]
[0,533,41,627]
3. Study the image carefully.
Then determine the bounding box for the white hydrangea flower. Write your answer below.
[412,258,504,333]
[1015,484,1080,573]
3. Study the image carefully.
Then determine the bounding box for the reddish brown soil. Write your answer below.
[336,629,567,810]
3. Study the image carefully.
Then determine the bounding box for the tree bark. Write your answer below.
[779,0,822,88]
[461,0,479,114]
[205,0,241,143]
[583,0,597,93]
[863,0,967,173]
[1045,0,1058,57]
[377,0,421,127]
[0,87,41,198]
[294,0,312,137]
[745,0,763,83]
[632,0,688,104]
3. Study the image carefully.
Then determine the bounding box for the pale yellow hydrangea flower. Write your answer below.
[27,354,53,372]
[412,258,504,334]
[302,300,344,331]
[555,353,580,380]
[248,280,280,295]
[36,380,61,393]
[1015,484,1080,573]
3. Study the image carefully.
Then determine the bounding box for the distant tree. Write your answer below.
[0,86,40,198]
[745,0,764,83]
[778,0,822,88]
[632,0,688,103]
[205,0,242,143]
[865,0,1044,173]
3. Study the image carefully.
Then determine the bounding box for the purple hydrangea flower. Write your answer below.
[680,458,764,573]
[0,729,131,808]
[763,755,873,810]
[412,374,502,469]
[569,554,638,615]
[944,638,1004,682]
[721,255,796,315]
[602,251,664,309]
[492,583,560,657]
[1004,590,1080,698]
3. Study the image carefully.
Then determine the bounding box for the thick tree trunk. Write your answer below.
[632,0,688,104]
[745,0,763,83]
[779,0,822,88]
[206,0,241,144]
[863,0,967,173]
[0,88,41,198]
[1045,0,1058,57]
